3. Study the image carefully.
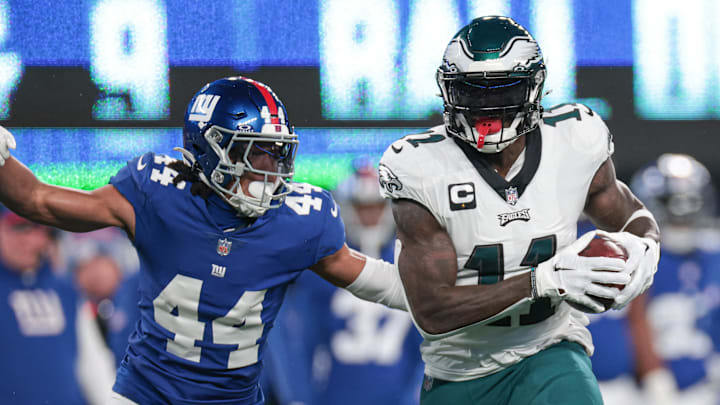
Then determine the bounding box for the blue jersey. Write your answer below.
[647,247,720,389]
[107,271,141,366]
[109,152,345,405]
[0,262,88,405]
[264,237,424,405]
[585,307,636,381]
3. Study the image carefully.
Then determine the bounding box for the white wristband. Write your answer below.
[620,208,657,232]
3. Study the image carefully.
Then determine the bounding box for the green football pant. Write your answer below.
[420,341,603,405]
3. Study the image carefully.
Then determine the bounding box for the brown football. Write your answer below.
[568,235,628,312]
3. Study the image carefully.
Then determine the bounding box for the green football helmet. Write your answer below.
[437,16,546,153]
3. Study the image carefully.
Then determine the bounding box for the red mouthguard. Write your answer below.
[473,118,502,148]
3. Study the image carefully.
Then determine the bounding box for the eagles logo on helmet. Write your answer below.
[437,16,546,154]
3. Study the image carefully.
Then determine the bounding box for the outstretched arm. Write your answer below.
[309,244,406,310]
[311,201,609,333]
[0,127,134,236]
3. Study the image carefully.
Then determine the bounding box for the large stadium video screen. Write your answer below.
[1,0,718,188]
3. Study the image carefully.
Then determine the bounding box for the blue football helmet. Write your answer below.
[630,154,717,253]
[437,16,546,153]
[178,76,298,217]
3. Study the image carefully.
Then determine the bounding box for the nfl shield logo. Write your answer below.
[422,375,434,391]
[505,187,519,206]
[217,238,232,256]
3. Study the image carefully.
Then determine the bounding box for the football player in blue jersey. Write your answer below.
[615,154,720,405]
[0,209,116,404]
[0,76,406,405]
[263,159,424,405]
[378,16,661,405]
[587,154,720,405]
[67,230,142,365]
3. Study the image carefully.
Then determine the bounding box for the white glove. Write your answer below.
[0,125,16,166]
[533,231,630,313]
[602,231,660,309]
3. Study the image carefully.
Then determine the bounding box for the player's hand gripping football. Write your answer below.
[598,230,660,310]
[0,125,16,166]
[532,231,631,313]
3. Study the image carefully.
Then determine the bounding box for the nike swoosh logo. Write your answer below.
[330,201,338,218]
[137,156,147,171]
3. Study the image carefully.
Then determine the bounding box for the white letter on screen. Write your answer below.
[319,0,399,119]
[530,0,575,108]
[634,0,713,119]
[90,0,169,120]
[0,0,22,119]
[404,0,461,118]
[467,0,510,19]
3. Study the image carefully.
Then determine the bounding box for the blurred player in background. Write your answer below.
[0,76,407,405]
[586,153,720,405]
[0,208,115,404]
[65,229,141,366]
[379,16,660,405]
[335,157,397,260]
[263,159,423,405]
[640,154,719,403]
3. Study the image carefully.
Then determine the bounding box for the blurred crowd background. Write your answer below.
[1,0,719,404]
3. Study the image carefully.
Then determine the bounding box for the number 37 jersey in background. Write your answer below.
[109,152,345,405]
[379,104,613,381]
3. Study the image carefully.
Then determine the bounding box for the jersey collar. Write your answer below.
[452,127,541,205]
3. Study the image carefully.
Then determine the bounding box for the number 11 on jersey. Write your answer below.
[465,235,557,327]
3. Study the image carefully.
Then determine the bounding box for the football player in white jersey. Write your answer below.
[378,16,661,405]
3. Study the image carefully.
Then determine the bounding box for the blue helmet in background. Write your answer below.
[630,153,717,253]
[180,76,298,217]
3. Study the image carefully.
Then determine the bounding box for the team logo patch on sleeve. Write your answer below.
[497,209,531,226]
[448,182,476,211]
[378,163,403,195]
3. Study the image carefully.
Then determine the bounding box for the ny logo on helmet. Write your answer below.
[189,94,221,122]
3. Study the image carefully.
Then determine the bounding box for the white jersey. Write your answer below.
[379,103,614,381]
